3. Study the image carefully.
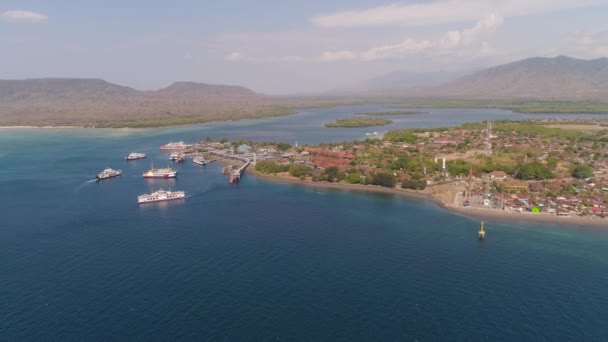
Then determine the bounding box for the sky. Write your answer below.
[2,0,608,94]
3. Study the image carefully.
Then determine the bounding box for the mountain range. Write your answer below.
[0,78,281,126]
[1,55,608,127]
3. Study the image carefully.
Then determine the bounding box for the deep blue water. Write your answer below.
[2,106,608,341]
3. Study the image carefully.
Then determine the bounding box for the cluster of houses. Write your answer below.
[201,120,608,219]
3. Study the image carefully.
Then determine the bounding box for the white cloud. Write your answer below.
[279,55,308,62]
[312,13,503,62]
[225,52,243,62]
[319,50,358,62]
[559,30,608,58]
[311,0,608,27]
[2,10,48,23]
[183,52,193,60]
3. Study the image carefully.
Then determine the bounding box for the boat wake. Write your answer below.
[74,179,97,193]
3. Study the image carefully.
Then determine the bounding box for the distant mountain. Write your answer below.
[359,70,468,90]
[332,70,468,96]
[0,78,139,101]
[419,56,608,99]
[155,81,257,99]
[0,78,276,126]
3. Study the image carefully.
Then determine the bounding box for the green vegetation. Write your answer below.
[385,99,608,114]
[516,161,553,180]
[255,161,289,174]
[323,166,344,182]
[325,118,393,128]
[93,106,296,128]
[384,130,418,143]
[368,172,397,188]
[571,163,594,179]
[493,122,586,139]
[276,143,292,151]
[354,111,428,115]
[288,165,312,178]
[402,179,427,190]
[346,171,363,184]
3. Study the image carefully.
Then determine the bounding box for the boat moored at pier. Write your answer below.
[193,156,207,165]
[160,141,192,150]
[138,189,185,204]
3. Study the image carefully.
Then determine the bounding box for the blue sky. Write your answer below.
[2,0,608,94]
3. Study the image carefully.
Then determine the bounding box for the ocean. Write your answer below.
[1,106,608,341]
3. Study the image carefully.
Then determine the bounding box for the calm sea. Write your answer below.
[1,106,608,341]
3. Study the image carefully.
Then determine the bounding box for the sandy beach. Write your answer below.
[248,168,608,228]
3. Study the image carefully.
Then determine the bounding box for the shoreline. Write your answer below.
[248,168,608,228]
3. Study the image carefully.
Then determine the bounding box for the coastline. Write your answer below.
[0,125,83,129]
[248,168,608,228]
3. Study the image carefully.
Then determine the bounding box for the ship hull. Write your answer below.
[143,174,176,178]
[138,196,184,204]
[126,156,146,160]
[97,174,121,180]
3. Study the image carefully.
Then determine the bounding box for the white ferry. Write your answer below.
[97,168,122,180]
[138,189,185,204]
[160,141,192,150]
[193,156,207,165]
[142,165,177,178]
[126,152,146,160]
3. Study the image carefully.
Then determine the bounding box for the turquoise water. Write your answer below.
[1,106,608,340]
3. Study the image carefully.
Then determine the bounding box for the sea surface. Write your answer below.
[1,106,608,341]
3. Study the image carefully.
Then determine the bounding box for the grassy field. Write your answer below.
[325,118,393,128]
[354,110,428,115]
[93,106,297,128]
[381,98,608,114]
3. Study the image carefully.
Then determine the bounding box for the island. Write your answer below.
[324,118,393,128]
[354,110,429,115]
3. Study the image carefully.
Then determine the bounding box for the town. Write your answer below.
[188,119,608,222]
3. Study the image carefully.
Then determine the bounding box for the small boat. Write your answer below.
[138,189,185,204]
[478,221,486,240]
[126,152,146,160]
[193,156,207,165]
[97,167,122,180]
[174,153,185,163]
[229,171,240,184]
[169,152,179,161]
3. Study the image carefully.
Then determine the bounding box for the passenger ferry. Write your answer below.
[142,165,177,178]
[138,189,185,204]
[193,156,207,165]
[160,141,192,150]
[97,167,122,180]
[126,152,146,160]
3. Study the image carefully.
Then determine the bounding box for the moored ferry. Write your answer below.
[126,152,146,160]
[160,141,192,150]
[193,156,207,165]
[142,165,177,178]
[97,168,122,180]
[138,189,185,204]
